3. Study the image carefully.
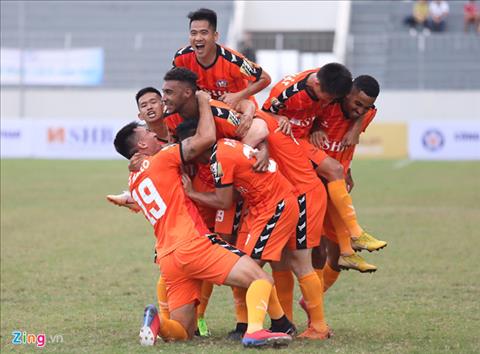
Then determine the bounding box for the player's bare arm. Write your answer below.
[241,118,269,147]
[341,115,365,147]
[345,168,354,192]
[181,91,216,162]
[219,70,271,108]
[251,141,270,173]
[234,99,256,137]
[182,174,234,210]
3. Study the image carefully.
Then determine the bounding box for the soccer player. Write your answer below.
[173,8,271,108]
[106,87,168,212]
[113,90,292,348]
[309,75,383,289]
[263,63,386,272]
[180,131,331,340]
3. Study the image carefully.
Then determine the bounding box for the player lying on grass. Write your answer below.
[113,90,292,348]
[263,63,387,274]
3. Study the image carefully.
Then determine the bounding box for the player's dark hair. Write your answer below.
[135,87,161,107]
[316,63,353,98]
[176,119,199,141]
[188,8,217,31]
[114,121,141,159]
[353,75,380,98]
[164,67,199,91]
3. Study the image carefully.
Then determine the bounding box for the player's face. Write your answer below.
[137,92,164,123]
[162,80,191,114]
[189,20,218,59]
[343,88,376,120]
[135,127,164,155]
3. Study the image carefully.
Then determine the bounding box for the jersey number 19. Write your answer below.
[131,178,167,225]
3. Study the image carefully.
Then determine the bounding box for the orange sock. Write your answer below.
[268,286,285,320]
[323,263,340,292]
[232,286,248,323]
[327,199,355,255]
[197,281,213,319]
[272,270,294,321]
[156,275,170,320]
[158,317,188,341]
[245,279,272,334]
[327,180,363,237]
[298,272,328,333]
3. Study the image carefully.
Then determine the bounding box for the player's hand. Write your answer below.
[310,129,329,148]
[345,168,355,192]
[236,112,253,138]
[219,92,243,109]
[251,148,270,173]
[181,174,194,195]
[341,128,360,147]
[128,152,147,172]
[195,90,211,102]
[274,115,292,136]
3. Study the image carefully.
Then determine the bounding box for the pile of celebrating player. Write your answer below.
[108,8,387,349]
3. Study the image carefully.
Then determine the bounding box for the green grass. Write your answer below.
[1,159,479,353]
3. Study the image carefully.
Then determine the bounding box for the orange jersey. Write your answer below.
[163,99,241,188]
[262,69,329,139]
[255,110,323,195]
[173,44,262,102]
[317,103,376,171]
[164,99,241,141]
[211,138,294,216]
[128,143,209,260]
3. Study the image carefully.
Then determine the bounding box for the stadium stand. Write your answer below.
[0,1,233,88]
[346,1,480,89]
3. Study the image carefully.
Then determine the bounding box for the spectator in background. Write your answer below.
[239,32,257,63]
[464,0,480,33]
[404,0,430,35]
[429,0,450,32]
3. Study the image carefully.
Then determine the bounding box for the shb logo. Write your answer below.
[422,129,444,151]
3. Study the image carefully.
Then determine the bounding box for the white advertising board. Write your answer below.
[1,119,129,159]
[1,48,104,86]
[409,121,480,160]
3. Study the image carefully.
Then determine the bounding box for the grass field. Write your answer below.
[1,159,479,353]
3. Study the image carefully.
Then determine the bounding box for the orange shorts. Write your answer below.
[237,195,298,261]
[287,186,327,250]
[158,235,243,312]
[192,176,244,236]
[298,138,329,168]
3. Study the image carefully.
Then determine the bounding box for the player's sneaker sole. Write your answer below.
[139,325,157,346]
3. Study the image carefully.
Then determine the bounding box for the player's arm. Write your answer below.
[180,91,216,162]
[309,116,329,148]
[182,174,234,210]
[241,118,269,148]
[220,71,271,108]
[342,115,365,147]
[251,140,270,172]
[235,99,256,137]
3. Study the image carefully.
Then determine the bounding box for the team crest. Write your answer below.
[216,79,228,88]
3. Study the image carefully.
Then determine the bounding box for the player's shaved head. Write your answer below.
[317,63,353,98]
[188,8,217,30]
[164,67,198,91]
[114,121,141,159]
[353,75,380,98]
[135,87,161,107]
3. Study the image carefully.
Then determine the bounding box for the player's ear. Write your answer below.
[137,112,144,121]
[214,31,219,42]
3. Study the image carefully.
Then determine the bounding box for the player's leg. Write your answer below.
[324,202,377,273]
[156,275,170,320]
[196,281,213,336]
[323,238,341,292]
